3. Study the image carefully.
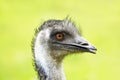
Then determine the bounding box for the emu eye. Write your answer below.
[55,33,64,41]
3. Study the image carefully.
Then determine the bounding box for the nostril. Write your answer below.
[78,42,82,44]
[78,42,89,46]
[81,43,89,46]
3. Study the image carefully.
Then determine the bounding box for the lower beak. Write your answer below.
[60,42,97,54]
[69,43,97,54]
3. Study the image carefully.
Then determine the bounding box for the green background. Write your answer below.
[0,0,120,80]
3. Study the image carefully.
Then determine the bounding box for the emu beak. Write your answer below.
[74,37,97,54]
[53,37,97,54]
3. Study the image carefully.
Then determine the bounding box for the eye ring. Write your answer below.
[55,33,64,41]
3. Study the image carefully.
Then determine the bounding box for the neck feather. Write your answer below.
[34,35,66,80]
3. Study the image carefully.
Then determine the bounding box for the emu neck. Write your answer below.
[34,40,66,80]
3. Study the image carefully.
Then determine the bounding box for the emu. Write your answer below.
[32,19,97,80]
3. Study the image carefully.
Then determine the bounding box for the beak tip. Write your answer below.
[89,47,97,54]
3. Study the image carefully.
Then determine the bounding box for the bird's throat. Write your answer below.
[34,44,66,80]
[35,53,66,80]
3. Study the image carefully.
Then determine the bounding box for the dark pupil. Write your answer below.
[58,34,62,37]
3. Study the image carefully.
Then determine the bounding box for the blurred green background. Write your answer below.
[0,0,120,80]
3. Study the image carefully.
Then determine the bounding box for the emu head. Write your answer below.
[33,19,97,62]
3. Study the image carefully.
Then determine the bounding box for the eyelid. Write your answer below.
[55,32,70,37]
[50,30,72,39]
[55,32,65,38]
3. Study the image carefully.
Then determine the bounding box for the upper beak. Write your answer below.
[73,37,97,54]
